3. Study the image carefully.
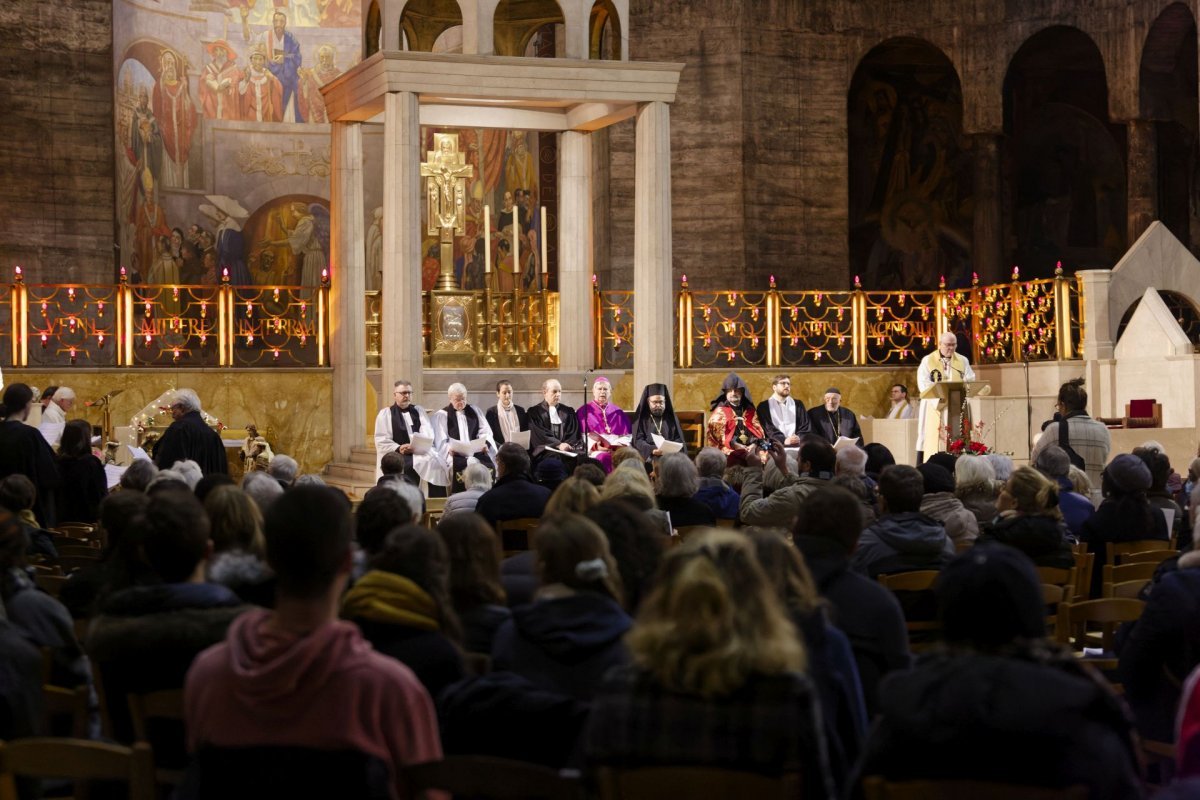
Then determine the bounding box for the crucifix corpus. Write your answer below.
[421,132,475,290]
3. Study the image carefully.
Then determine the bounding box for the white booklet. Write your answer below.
[832,436,859,453]
[128,445,152,461]
[447,437,489,456]
[104,464,128,490]
[507,429,531,449]
[652,434,685,455]
[589,432,632,448]
[409,433,434,455]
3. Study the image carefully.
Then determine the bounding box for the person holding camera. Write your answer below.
[738,436,837,529]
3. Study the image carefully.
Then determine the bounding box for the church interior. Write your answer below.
[3,0,1200,794]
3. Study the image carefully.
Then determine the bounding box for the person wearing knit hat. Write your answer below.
[917,462,979,550]
[854,544,1142,798]
[807,387,863,448]
[1080,452,1170,596]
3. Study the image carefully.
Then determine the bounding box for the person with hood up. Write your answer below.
[852,544,1143,800]
[706,372,764,453]
[630,382,685,462]
[917,460,979,550]
[491,513,632,701]
[851,464,955,578]
[977,466,1074,569]
[184,486,442,796]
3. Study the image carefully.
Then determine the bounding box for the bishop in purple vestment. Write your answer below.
[577,377,631,473]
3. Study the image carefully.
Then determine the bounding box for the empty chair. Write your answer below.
[0,738,154,800]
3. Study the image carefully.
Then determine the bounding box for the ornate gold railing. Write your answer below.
[4,269,328,369]
[595,268,1082,369]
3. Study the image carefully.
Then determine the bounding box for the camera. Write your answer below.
[752,438,775,452]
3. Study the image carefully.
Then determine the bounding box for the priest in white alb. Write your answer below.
[916,332,975,462]
[374,379,449,495]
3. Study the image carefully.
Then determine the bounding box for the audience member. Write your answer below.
[438,513,512,654]
[585,529,836,798]
[534,457,568,492]
[693,447,739,521]
[475,443,551,529]
[572,462,607,488]
[1082,453,1169,596]
[1177,665,1200,779]
[119,458,158,492]
[55,418,107,524]
[58,492,156,619]
[193,472,235,502]
[0,383,60,527]
[830,472,878,527]
[267,454,299,487]
[917,462,978,549]
[851,465,954,578]
[585,499,664,614]
[853,544,1141,799]
[170,459,204,490]
[355,485,420,563]
[147,469,191,494]
[1067,464,1093,498]
[954,454,997,528]
[985,452,1014,483]
[544,476,601,516]
[0,475,56,559]
[241,470,284,514]
[977,466,1074,568]
[1137,446,1187,550]
[1032,445,1095,538]
[609,447,644,473]
[600,461,658,510]
[740,438,836,528]
[204,485,274,606]
[185,486,442,797]
[863,442,895,480]
[341,525,465,698]
[0,616,42,741]
[442,462,494,519]
[655,452,716,528]
[492,514,632,701]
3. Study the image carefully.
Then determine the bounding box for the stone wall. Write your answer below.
[0,0,114,284]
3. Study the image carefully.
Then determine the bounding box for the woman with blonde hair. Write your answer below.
[544,475,601,516]
[491,514,632,700]
[977,466,1073,568]
[586,529,835,796]
[204,485,274,605]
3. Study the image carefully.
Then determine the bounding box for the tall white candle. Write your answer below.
[512,207,519,278]
[541,206,548,274]
[484,205,491,274]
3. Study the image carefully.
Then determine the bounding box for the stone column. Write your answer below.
[330,121,366,462]
[1127,119,1158,245]
[381,0,401,50]
[633,101,674,393]
[1077,268,1114,361]
[971,133,1003,284]
[382,91,424,398]
[558,130,593,372]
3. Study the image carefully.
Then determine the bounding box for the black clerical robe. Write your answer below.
[0,420,60,527]
[485,404,530,445]
[756,397,811,445]
[806,406,863,447]
[527,401,582,463]
[632,413,684,460]
[153,410,229,475]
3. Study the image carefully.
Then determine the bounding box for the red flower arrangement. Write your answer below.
[947,438,992,456]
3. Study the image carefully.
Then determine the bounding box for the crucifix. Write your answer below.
[420,132,474,290]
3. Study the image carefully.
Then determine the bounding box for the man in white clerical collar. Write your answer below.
[886,383,916,420]
[372,379,449,494]
[434,382,497,493]
[756,374,809,447]
[528,378,582,465]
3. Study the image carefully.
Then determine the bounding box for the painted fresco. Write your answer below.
[114,0,357,286]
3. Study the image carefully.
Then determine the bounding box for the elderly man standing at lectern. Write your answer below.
[917,332,975,462]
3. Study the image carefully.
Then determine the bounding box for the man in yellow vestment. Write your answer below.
[916,331,975,462]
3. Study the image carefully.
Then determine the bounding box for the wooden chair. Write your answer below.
[861,776,1087,799]
[42,683,90,738]
[1070,550,1093,601]
[127,689,187,788]
[494,517,541,556]
[596,766,798,800]
[1123,399,1162,429]
[56,556,101,574]
[0,738,155,800]
[1101,562,1155,599]
[676,411,706,455]
[404,756,581,800]
[1055,598,1145,671]
[51,523,97,537]
[1106,539,1174,566]
[1119,549,1179,566]
[877,571,941,651]
[714,517,737,528]
[34,573,69,598]
[1041,584,1069,636]
[54,544,103,558]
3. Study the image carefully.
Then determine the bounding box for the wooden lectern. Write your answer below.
[919,380,990,451]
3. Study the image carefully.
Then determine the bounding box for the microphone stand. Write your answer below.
[1022,358,1032,456]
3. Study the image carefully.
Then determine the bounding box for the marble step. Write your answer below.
[350,446,377,466]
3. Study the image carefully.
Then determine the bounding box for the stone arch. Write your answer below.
[364,0,382,57]
[492,0,566,57]
[847,37,969,292]
[399,0,465,52]
[1003,26,1125,278]
[588,0,621,60]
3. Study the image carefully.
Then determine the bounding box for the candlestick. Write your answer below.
[484,205,491,274]
[540,206,548,274]
[512,207,519,278]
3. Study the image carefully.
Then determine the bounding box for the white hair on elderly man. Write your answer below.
[447,383,468,398]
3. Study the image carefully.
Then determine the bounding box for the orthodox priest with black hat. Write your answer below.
[706,372,765,453]
[631,382,685,461]
[807,387,863,447]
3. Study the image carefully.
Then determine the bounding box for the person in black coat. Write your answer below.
[654,452,716,528]
[852,544,1143,800]
[526,379,582,467]
[0,384,60,528]
[756,374,811,447]
[475,443,551,530]
[630,382,685,462]
[56,419,107,525]
[485,379,531,446]
[1082,453,1169,596]
[807,387,862,447]
[152,388,228,475]
[978,466,1074,569]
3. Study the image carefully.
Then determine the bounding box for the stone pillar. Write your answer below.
[633,101,674,394]
[971,133,1003,284]
[1077,268,1114,361]
[330,121,367,461]
[381,0,401,50]
[1127,119,1158,245]
[382,91,424,398]
[558,130,593,373]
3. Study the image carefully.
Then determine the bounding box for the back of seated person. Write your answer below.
[185,486,442,798]
[852,544,1142,800]
[475,443,551,527]
[851,465,954,579]
[1082,454,1169,596]
[0,474,57,559]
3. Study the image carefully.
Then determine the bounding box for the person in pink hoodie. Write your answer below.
[185,485,442,798]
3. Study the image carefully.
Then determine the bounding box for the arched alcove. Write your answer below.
[400,0,464,52]
[1139,2,1198,251]
[365,1,382,57]
[847,38,968,292]
[1004,26,1125,277]
[493,0,564,57]
[1116,289,1200,344]
[589,0,621,60]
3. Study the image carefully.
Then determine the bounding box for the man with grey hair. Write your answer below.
[153,388,228,475]
[527,378,582,467]
[119,458,159,492]
[267,454,299,487]
[242,470,284,514]
[38,386,76,447]
[373,379,448,496]
[433,382,496,494]
[917,331,975,464]
[1033,444,1094,537]
[442,462,493,518]
[693,447,739,521]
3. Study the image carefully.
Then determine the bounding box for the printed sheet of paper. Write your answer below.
[652,434,685,455]
[409,433,435,455]
[448,437,489,456]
